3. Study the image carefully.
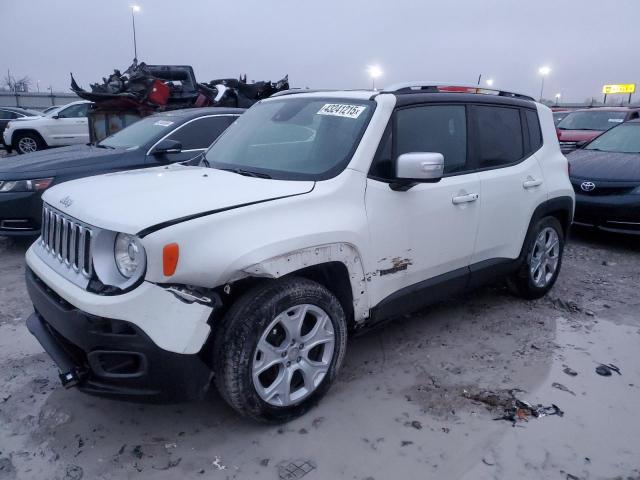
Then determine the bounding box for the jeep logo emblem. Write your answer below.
[59,196,73,208]
[580,181,596,192]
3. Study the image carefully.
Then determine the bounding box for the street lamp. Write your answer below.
[485,78,494,87]
[367,65,383,90]
[130,5,141,61]
[554,93,561,106]
[538,66,551,102]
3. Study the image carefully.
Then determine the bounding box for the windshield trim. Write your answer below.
[145,113,240,155]
[205,97,377,181]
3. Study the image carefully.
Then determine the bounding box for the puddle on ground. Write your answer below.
[460,315,640,479]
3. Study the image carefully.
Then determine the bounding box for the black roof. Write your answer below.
[153,107,245,120]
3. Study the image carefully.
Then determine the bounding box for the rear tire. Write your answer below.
[13,132,45,154]
[509,216,564,300]
[213,276,347,422]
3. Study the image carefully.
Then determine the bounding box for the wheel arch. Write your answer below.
[12,128,48,147]
[518,195,574,262]
[222,243,370,329]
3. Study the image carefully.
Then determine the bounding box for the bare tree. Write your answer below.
[2,71,32,92]
[14,76,31,92]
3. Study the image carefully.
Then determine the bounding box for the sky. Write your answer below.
[1,0,639,103]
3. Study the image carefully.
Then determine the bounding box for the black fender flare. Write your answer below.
[517,195,574,263]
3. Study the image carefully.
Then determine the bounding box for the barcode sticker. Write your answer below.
[317,104,366,119]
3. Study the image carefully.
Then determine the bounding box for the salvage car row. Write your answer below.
[1,83,639,422]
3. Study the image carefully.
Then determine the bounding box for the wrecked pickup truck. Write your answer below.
[71,61,288,142]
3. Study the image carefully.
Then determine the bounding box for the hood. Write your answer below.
[0,144,132,178]
[568,148,640,182]
[557,130,602,142]
[42,164,315,235]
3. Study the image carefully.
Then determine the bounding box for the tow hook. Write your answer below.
[59,368,83,388]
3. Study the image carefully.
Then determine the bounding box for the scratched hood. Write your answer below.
[42,164,314,235]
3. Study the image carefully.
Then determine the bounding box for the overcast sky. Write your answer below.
[1,0,638,102]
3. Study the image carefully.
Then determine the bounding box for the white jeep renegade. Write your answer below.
[25,83,574,421]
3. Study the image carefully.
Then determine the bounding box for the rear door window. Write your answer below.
[472,105,524,168]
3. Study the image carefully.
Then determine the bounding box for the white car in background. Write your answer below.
[2,100,90,154]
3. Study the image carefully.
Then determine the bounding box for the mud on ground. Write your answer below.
[1,227,639,480]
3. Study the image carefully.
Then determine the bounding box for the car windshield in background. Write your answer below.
[557,110,627,131]
[584,124,640,154]
[204,98,375,180]
[552,112,570,126]
[98,116,177,149]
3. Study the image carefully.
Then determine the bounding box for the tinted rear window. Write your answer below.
[474,106,523,168]
[525,110,543,151]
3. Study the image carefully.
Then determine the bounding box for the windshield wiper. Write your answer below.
[219,167,272,179]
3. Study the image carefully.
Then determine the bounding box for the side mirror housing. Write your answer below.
[391,152,444,191]
[150,139,182,156]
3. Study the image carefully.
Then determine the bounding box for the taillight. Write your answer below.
[556,128,561,140]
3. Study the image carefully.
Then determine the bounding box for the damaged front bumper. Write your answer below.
[24,246,216,402]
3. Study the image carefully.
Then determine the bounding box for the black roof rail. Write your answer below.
[383,82,535,102]
[270,88,337,98]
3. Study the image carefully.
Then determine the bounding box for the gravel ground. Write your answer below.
[0,227,639,480]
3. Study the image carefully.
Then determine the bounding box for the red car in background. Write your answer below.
[557,107,640,153]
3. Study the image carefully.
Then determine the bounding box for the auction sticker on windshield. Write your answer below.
[317,104,366,119]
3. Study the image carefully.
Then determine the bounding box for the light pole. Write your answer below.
[538,66,551,102]
[36,80,40,93]
[130,5,141,61]
[554,93,561,106]
[367,65,382,90]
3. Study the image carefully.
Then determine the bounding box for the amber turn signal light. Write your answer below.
[163,243,179,276]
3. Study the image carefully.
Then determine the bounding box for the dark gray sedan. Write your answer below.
[568,119,640,234]
[0,107,243,235]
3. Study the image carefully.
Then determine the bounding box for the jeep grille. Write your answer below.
[40,204,94,278]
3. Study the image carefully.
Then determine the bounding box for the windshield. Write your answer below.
[98,116,178,149]
[558,110,627,131]
[584,124,640,154]
[552,112,569,126]
[204,97,375,180]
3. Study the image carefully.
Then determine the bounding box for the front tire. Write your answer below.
[509,216,564,299]
[13,132,45,154]
[213,276,347,422]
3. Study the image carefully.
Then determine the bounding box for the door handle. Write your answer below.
[452,193,479,205]
[523,178,543,189]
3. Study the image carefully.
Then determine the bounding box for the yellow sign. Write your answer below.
[602,84,636,94]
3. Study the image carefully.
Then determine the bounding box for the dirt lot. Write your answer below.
[1,227,639,480]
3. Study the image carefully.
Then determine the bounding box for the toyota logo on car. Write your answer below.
[580,181,596,192]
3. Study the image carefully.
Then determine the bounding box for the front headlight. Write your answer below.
[0,178,53,193]
[92,231,147,291]
[114,233,145,278]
